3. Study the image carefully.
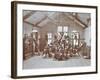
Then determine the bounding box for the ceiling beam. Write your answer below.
[24,13,56,28]
[62,13,87,28]
[24,21,41,28]
[24,13,60,28]
[37,15,59,26]
[23,11,36,20]
[35,16,48,25]
[67,13,88,28]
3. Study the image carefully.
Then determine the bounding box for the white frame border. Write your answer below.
[16,3,97,76]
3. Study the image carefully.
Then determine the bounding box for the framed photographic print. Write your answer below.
[11,1,98,78]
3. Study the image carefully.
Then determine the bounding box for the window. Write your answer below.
[63,26,68,32]
[72,30,79,46]
[32,30,38,39]
[47,33,52,44]
[58,26,68,38]
[58,26,63,32]
[48,33,52,38]
[58,26,68,32]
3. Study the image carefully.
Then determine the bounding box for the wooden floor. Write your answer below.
[23,55,91,69]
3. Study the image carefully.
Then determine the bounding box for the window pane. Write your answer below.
[58,26,63,32]
[63,26,68,32]
[48,33,52,38]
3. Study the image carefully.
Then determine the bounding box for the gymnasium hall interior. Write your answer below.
[23,11,91,69]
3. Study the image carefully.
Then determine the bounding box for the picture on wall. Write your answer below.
[11,1,98,78]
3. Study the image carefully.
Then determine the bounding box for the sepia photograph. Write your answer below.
[11,1,97,78]
[23,11,91,69]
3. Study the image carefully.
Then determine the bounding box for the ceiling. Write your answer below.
[23,10,91,28]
